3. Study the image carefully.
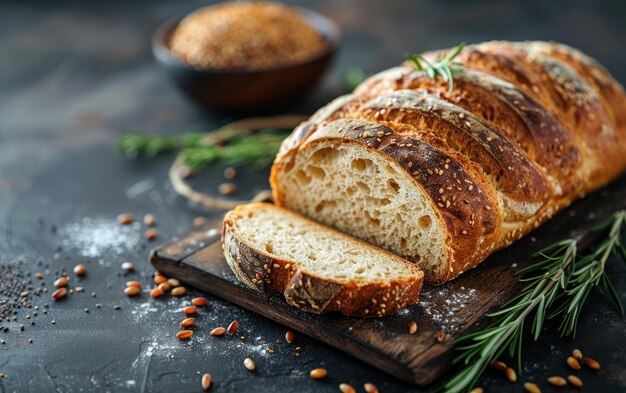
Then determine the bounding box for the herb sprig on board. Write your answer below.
[115,129,288,170]
[444,210,625,393]
[405,42,466,92]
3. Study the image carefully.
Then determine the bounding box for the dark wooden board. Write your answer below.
[150,177,626,385]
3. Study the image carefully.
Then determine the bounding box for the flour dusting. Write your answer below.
[420,285,477,332]
[61,217,142,257]
[126,179,155,199]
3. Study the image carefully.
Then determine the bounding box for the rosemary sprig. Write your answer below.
[443,211,625,393]
[180,133,286,169]
[115,130,288,170]
[550,212,626,337]
[405,42,465,91]
[115,132,206,158]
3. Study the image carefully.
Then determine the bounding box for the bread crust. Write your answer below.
[270,40,626,284]
[272,119,502,283]
[222,203,424,316]
[358,66,582,195]
[354,89,551,221]
[429,41,626,189]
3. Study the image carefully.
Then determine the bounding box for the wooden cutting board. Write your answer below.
[150,176,626,386]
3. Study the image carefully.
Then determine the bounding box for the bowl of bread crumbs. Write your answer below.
[153,1,341,113]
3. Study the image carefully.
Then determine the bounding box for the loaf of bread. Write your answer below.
[222,203,423,316]
[271,41,626,284]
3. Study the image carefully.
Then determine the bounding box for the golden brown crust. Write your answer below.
[429,41,626,189]
[524,41,626,130]
[357,66,582,196]
[277,94,359,159]
[353,89,551,221]
[270,40,626,284]
[222,203,424,316]
[287,119,502,283]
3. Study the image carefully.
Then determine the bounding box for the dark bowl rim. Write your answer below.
[152,5,342,75]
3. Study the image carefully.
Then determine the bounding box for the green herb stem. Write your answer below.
[405,42,466,92]
[443,211,625,393]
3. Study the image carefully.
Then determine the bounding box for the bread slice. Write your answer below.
[271,118,502,284]
[222,203,424,317]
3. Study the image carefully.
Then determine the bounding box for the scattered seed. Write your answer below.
[19,291,29,298]
[435,330,446,342]
[54,277,69,288]
[210,327,226,336]
[73,264,86,277]
[469,388,483,393]
[218,183,237,195]
[126,281,142,288]
[154,275,167,285]
[150,288,163,298]
[158,282,171,292]
[191,297,207,307]
[408,321,418,335]
[176,330,193,340]
[567,375,583,387]
[124,286,140,297]
[523,382,541,393]
[180,318,195,328]
[183,306,198,315]
[363,383,379,393]
[145,229,157,241]
[35,272,43,279]
[582,357,601,370]
[339,383,355,393]
[492,360,507,370]
[171,287,186,296]
[52,288,67,301]
[310,368,328,379]
[144,214,155,226]
[201,373,212,391]
[505,367,517,382]
[117,213,134,225]
[572,348,583,361]
[285,331,294,344]
[227,320,238,334]
[567,356,581,370]
[168,278,180,287]
[121,262,135,272]
[221,167,237,181]
[243,357,255,371]
[193,217,207,226]
[28,338,33,344]
[547,376,567,386]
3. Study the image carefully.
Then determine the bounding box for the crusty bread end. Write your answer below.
[222,203,424,317]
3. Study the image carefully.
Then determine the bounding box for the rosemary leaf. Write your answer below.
[115,130,288,171]
[442,211,625,393]
[405,42,466,92]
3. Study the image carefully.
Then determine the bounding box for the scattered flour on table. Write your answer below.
[419,285,477,332]
[129,297,274,373]
[126,179,156,199]
[60,217,141,257]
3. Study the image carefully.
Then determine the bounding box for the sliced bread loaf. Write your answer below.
[222,203,424,317]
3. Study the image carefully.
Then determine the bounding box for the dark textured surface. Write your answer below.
[151,177,626,386]
[0,0,625,392]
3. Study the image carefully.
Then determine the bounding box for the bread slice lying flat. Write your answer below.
[222,203,424,317]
